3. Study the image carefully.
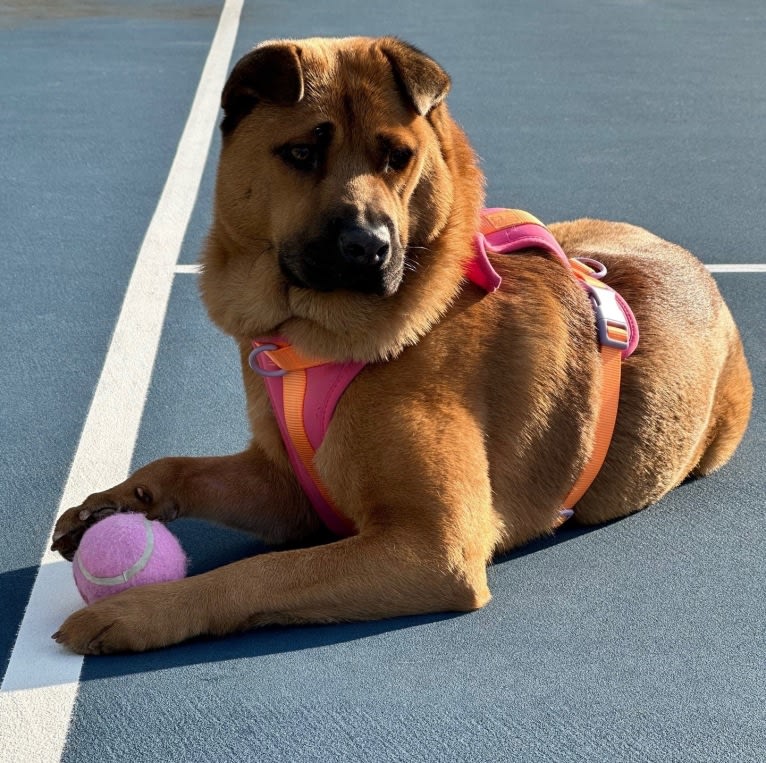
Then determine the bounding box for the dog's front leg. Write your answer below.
[53,530,493,654]
[51,448,317,561]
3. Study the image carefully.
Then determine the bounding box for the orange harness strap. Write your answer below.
[281,368,336,509]
[561,261,627,511]
[250,344,360,536]
[260,347,330,503]
[562,345,623,511]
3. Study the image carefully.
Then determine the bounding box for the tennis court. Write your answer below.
[1,1,763,761]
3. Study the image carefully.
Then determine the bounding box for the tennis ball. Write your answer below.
[73,512,188,604]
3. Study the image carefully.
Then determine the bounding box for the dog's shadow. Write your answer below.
[70,517,603,682]
[493,518,606,563]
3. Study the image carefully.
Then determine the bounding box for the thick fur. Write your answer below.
[52,37,752,654]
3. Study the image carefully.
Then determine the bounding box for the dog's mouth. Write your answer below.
[279,221,406,297]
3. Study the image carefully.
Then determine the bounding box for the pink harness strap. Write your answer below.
[471,209,638,357]
[249,341,363,536]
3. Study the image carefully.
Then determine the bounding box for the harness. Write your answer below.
[248,208,638,536]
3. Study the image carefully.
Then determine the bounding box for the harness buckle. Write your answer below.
[586,283,630,351]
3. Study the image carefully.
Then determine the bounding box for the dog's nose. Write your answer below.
[338,223,391,267]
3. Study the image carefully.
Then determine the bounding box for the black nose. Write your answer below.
[338,223,391,267]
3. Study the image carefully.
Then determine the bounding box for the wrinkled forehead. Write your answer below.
[298,41,415,131]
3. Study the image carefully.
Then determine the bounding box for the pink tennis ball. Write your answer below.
[73,513,188,604]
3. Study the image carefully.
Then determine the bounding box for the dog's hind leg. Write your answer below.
[691,335,753,477]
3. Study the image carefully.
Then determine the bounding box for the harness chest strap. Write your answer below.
[250,208,638,536]
[248,342,363,536]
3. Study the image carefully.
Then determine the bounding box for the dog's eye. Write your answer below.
[290,146,312,163]
[279,144,318,171]
[386,147,414,172]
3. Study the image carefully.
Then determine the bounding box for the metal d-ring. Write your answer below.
[573,257,608,279]
[248,344,287,377]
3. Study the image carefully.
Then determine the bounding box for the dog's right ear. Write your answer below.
[221,42,304,133]
[379,38,451,116]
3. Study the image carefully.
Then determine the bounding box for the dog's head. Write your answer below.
[202,37,484,360]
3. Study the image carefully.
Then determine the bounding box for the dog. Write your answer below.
[51,37,752,654]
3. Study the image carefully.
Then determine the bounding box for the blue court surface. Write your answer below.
[1,1,764,761]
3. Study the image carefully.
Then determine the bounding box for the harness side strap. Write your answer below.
[561,344,623,510]
[560,258,632,511]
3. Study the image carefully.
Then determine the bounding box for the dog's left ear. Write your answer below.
[379,38,451,116]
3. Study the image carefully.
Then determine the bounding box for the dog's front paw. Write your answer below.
[51,498,126,561]
[52,584,191,654]
[51,486,154,561]
[51,479,178,561]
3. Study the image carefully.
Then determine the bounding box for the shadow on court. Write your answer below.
[64,521,604,682]
[0,566,40,680]
[5,518,602,683]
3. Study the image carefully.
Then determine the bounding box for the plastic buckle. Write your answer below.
[586,283,630,351]
[248,344,287,377]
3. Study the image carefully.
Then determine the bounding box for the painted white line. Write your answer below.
[175,263,203,274]
[0,1,243,761]
[706,263,766,273]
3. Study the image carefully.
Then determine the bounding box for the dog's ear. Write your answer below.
[221,42,304,132]
[379,38,451,116]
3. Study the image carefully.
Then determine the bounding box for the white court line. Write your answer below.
[175,263,203,274]
[0,2,243,761]
[706,263,766,273]
[173,263,766,275]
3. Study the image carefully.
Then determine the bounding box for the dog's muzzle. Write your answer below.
[280,218,404,296]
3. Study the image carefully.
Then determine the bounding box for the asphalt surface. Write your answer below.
[1,1,764,761]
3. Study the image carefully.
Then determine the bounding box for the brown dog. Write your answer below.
[52,37,752,654]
